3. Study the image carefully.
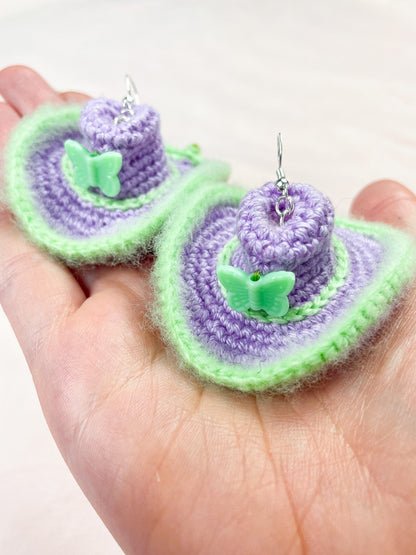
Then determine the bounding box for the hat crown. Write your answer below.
[233,182,336,303]
[78,98,169,199]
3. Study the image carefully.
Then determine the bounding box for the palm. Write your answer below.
[1,66,416,554]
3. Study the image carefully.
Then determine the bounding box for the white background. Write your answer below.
[0,0,416,552]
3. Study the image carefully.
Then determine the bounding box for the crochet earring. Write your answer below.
[4,75,230,265]
[154,134,416,392]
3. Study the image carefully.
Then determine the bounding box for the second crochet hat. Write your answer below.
[5,85,230,265]
[154,177,416,392]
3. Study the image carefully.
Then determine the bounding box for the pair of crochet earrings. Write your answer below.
[5,76,416,392]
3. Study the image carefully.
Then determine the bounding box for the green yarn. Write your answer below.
[165,143,202,165]
[217,235,349,324]
[153,183,416,392]
[5,104,231,266]
[62,154,181,211]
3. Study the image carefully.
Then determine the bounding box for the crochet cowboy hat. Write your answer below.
[5,98,230,265]
[154,180,416,392]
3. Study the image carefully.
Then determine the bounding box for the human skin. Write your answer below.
[1,65,416,555]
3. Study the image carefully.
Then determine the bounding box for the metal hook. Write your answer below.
[275,132,289,193]
[277,132,283,171]
[125,74,139,105]
[114,74,140,124]
[274,133,294,225]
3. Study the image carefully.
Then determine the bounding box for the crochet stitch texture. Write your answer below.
[218,235,349,324]
[5,104,231,265]
[233,182,337,304]
[79,98,170,199]
[154,182,416,392]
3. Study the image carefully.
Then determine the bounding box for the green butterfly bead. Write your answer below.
[217,266,296,318]
[64,139,122,198]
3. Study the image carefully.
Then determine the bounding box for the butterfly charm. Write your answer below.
[217,266,296,317]
[64,139,123,197]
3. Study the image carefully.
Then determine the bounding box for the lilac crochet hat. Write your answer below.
[154,181,416,392]
[5,99,230,265]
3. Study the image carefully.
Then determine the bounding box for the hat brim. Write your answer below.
[5,104,230,265]
[154,183,416,392]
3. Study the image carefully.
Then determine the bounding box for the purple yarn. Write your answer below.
[26,130,192,239]
[79,98,170,199]
[181,199,384,367]
[233,182,336,303]
[172,158,194,174]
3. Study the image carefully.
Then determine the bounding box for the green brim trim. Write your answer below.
[217,234,349,324]
[61,154,182,211]
[5,104,231,265]
[154,183,416,392]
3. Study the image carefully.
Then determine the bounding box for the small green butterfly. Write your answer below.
[217,266,296,317]
[64,139,123,197]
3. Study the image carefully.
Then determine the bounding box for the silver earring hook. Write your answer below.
[274,133,294,225]
[114,74,140,125]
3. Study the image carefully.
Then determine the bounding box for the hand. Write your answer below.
[1,65,416,555]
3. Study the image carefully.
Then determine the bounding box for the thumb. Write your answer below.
[350,179,416,234]
[347,180,416,403]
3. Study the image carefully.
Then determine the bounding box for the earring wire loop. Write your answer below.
[114,75,140,124]
[274,133,294,225]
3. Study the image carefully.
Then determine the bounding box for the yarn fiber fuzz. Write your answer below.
[78,98,170,199]
[5,103,231,265]
[153,182,416,392]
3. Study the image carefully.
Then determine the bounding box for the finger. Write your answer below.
[73,259,166,372]
[350,181,416,398]
[0,221,86,362]
[350,179,416,234]
[59,91,91,103]
[0,102,20,171]
[76,255,154,297]
[0,65,64,116]
[75,260,154,331]
[0,99,85,367]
